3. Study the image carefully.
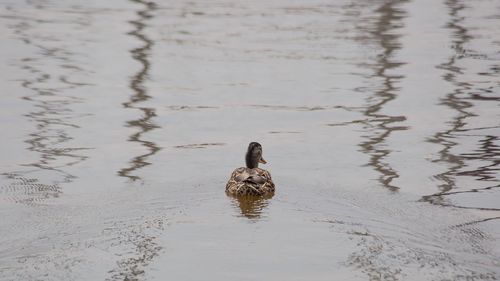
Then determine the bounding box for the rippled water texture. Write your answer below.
[1,0,499,280]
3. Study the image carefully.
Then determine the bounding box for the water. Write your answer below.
[1,0,499,280]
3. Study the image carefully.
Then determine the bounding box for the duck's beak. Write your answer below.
[259,157,267,164]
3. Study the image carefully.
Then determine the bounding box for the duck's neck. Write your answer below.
[245,153,258,169]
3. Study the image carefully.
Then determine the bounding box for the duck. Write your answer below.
[226,142,275,196]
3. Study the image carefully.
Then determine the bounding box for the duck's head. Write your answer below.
[245,142,267,169]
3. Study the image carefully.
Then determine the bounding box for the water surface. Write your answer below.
[1,0,499,280]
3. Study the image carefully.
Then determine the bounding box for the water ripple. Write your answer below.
[356,0,409,191]
[118,0,161,182]
[424,0,500,214]
[0,5,90,205]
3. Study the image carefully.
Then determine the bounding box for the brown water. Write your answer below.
[1,0,499,280]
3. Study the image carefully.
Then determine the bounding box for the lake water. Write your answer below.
[1,0,499,280]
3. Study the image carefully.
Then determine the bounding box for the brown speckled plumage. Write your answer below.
[226,167,275,196]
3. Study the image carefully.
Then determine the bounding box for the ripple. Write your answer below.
[174,143,226,149]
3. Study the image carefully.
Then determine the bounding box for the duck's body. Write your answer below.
[226,142,275,196]
[226,167,275,196]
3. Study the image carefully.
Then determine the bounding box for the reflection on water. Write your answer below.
[457,135,500,184]
[338,0,500,278]
[424,0,500,213]
[357,0,408,191]
[1,4,89,204]
[227,193,274,220]
[174,142,226,149]
[108,1,166,280]
[424,0,473,205]
[106,217,165,281]
[1,0,499,280]
[118,0,161,181]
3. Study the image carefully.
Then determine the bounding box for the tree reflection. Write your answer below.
[118,0,161,181]
[357,0,409,191]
